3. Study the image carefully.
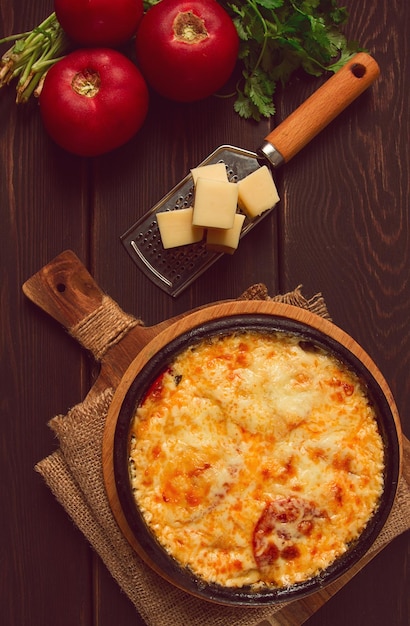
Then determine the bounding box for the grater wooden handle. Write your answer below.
[259,52,380,166]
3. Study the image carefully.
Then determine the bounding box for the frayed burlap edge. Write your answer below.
[239,283,331,321]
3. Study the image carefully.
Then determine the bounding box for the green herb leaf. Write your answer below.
[224,0,363,120]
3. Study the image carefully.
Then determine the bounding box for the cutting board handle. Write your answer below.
[260,52,380,166]
[22,250,179,388]
[22,250,105,330]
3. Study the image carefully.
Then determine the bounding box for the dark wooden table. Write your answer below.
[1,1,409,625]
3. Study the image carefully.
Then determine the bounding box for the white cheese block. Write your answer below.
[192,178,238,229]
[237,165,280,219]
[191,163,228,186]
[206,213,246,254]
[156,207,204,249]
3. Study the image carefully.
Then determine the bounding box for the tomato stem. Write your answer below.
[173,11,208,45]
[72,69,101,98]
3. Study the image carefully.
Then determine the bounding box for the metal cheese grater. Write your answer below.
[121,146,267,297]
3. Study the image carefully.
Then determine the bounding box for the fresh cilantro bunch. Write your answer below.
[223,0,361,120]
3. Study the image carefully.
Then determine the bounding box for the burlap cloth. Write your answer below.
[35,285,410,626]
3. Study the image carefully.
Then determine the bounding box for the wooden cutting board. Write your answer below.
[23,249,410,625]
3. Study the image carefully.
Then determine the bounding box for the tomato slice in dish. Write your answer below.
[252,496,328,570]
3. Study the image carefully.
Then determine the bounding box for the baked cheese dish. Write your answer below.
[129,330,384,589]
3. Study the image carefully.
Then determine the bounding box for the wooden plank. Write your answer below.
[276,1,410,625]
[0,3,93,625]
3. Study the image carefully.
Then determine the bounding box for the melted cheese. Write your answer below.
[129,331,384,589]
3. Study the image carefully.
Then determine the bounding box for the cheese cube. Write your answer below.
[156,207,204,249]
[191,163,228,186]
[237,165,280,219]
[192,178,238,229]
[206,213,246,254]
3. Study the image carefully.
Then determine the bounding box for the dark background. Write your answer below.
[1,1,409,624]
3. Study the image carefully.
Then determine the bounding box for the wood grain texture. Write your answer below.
[278,2,410,625]
[0,3,94,625]
[1,0,409,625]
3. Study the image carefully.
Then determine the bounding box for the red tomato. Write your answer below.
[54,0,144,47]
[135,0,239,102]
[39,49,149,157]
